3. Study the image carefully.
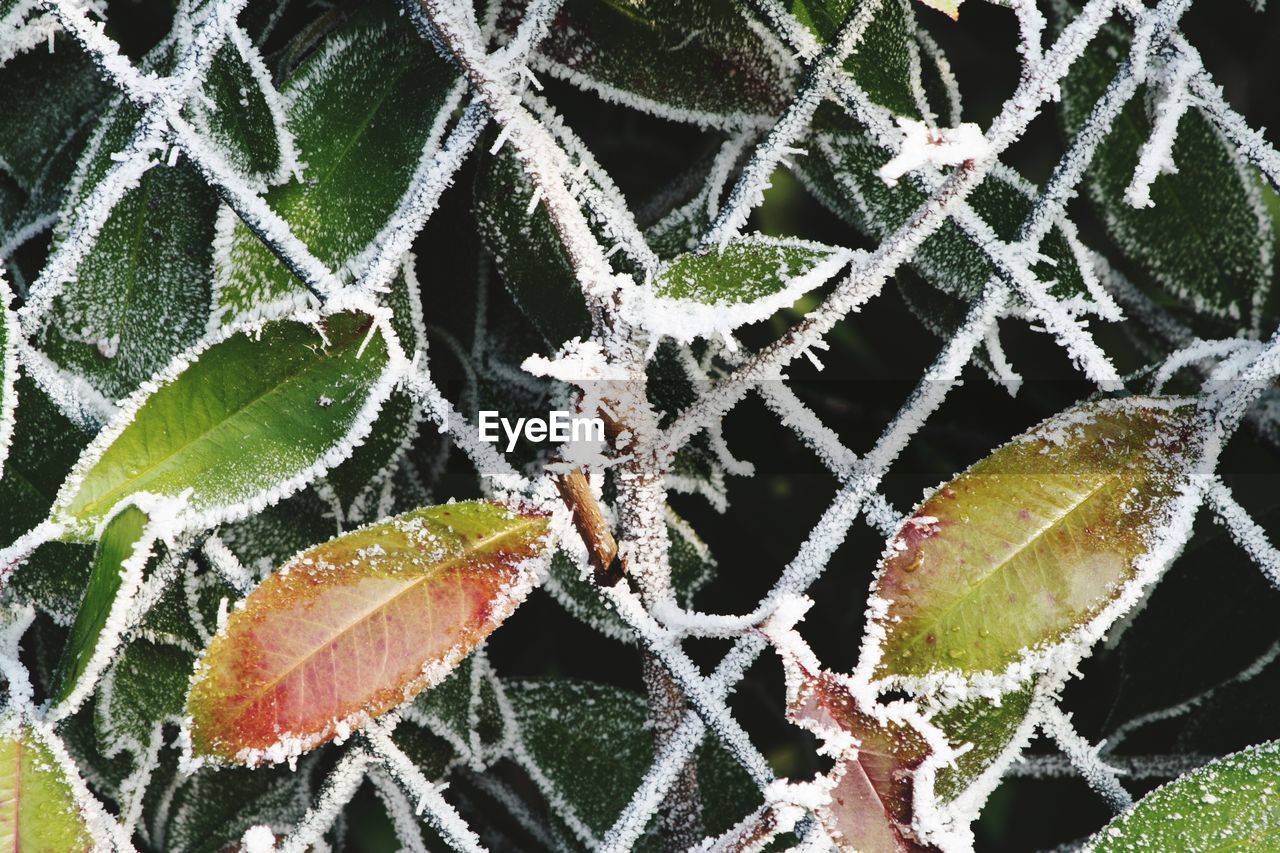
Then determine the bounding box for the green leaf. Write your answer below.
[0,376,89,545]
[869,398,1198,681]
[1054,4,1274,329]
[800,104,1100,307]
[930,685,1035,803]
[1086,742,1280,851]
[190,33,293,187]
[49,309,397,540]
[186,501,551,765]
[474,143,593,349]
[511,0,792,128]
[41,82,218,400]
[505,679,761,844]
[0,37,107,193]
[157,757,319,853]
[52,503,151,705]
[96,637,194,754]
[626,235,853,342]
[213,5,460,323]
[791,0,928,119]
[0,724,95,852]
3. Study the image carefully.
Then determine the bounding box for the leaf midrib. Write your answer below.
[214,516,542,731]
[68,319,375,521]
[894,468,1123,666]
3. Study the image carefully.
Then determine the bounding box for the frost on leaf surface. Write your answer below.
[186,501,550,765]
[507,0,793,129]
[213,4,459,324]
[624,235,854,343]
[37,41,219,401]
[474,143,595,348]
[869,398,1198,683]
[1054,5,1274,329]
[190,32,294,188]
[782,663,936,852]
[506,679,761,843]
[0,723,94,852]
[1084,741,1280,851]
[49,309,397,539]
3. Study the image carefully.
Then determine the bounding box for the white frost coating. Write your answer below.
[240,825,277,853]
[14,716,137,851]
[1124,54,1196,209]
[0,273,19,483]
[14,335,116,429]
[47,502,169,722]
[619,239,855,345]
[1041,705,1133,812]
[47,295,408,542]
[1206,479,1280,592]
[878,117,992,186]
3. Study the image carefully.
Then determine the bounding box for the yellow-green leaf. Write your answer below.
[0,725,94,852]
[871,398,1198,681]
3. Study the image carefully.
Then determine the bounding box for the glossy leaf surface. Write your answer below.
[50,310,393,539]
[53,504,150,704]
[872,398,1197,680]
[0,725,94,852]
[213,5,459,322]
[1086,742,1280,851]
[187,501,550,764]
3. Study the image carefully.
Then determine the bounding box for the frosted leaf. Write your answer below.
[1083,741,1280,851]
[0,35,106,195]
[48,307,404,540]
[38,78,217,401]
[0,722,96,850]
[503,678,762,845]
[501,0,795,130]
[1054,8,1274,331]
[620,235,856,344]
[863,397,1199,688]
[185,501,551,765]
[474,141,595,348]
[188,27,297,188]
[212,4,460,326]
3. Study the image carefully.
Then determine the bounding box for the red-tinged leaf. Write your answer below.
[788,667,937,852]
[871,398,1198,681]
[0,725,94,851]
[186,501,551,766]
